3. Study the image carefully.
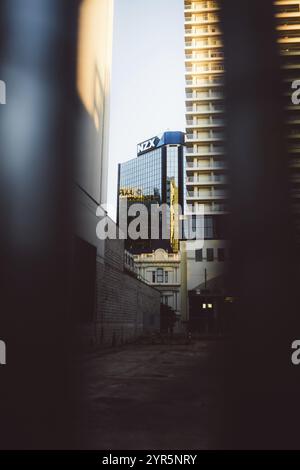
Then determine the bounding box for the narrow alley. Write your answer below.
[82,339,226,450]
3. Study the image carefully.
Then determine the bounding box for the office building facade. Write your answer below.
[183,0,229,331]
[117,131,185,253]
[182,0,300,332]
[133,249,182,323]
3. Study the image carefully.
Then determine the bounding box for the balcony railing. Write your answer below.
[186,191,227,199]
[186,203,228,213]
[186,205,212,213]
[185,15,219,24]
[186,132,224,140]
[186,162,227,170]
[187,176,227,184]
[186,119,224,126]
[185,40,222,48]
[185,24,219,34]
[184,2,219,13]
[186,78,223,86]
[187,89,223,96]
[213,203,228,212]
[186,64,224,74]
[185,146,225,156]
[185,27,221,36]
[185,51,224,60]
[187,191,211,197]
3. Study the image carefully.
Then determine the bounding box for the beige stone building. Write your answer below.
[133,249,182,320]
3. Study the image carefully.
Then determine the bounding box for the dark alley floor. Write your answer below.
[81,339,226,450]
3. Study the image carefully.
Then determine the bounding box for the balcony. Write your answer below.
[184,2,219,14]
[185,15,219,26]
[282,63,300,71]
[213,203,228,212]
[185,64,224,75]
[186,132,224,142]
[186,119,224,128]
[185,147,225,157]
[277,24,300,33]
[185,40,222,50]
[186,176,228,185]
[186,190,227,200]
[185,203,228,214]
[185,77,223,88]
[276,11,300,20]
[186,161,227,171]
[278,37,300,45]
[185,51,224,62]
[185,94,224,106]
[280,49,300,57]
[186,205,211,214]
[186,108,224,117]
[185,27,221,38]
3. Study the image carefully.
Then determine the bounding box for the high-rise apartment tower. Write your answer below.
[183,0,229,332]
[184,0,228,239]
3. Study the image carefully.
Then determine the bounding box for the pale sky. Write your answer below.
[107,0,186,220]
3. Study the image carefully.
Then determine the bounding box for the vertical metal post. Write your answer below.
[0,0,81,449]
[221,0,300,448]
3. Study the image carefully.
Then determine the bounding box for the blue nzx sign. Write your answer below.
[137,136,160,156]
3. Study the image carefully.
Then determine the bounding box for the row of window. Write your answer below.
[152,268,169,283]
[195,247,225,262]
[119,149,162,200]
[186,215,229,240]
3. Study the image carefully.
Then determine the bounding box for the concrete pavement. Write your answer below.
[81,340,225,450]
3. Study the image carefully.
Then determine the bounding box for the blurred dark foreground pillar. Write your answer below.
[221,0,300,449]
[0,0,82,449]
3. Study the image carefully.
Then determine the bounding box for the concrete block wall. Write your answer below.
[94,238,161,347]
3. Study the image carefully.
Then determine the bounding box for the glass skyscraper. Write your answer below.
[117,131,185,254]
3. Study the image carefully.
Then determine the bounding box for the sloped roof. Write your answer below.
[191,274,226,296]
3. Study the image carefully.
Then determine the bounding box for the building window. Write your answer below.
[195,249,203,262]
[152,271,156,283]
[204,216,214,239]
[190,216,214,240]
[218,248,225,262]
[157,268,164,283]
[165,271,169,283]
[207,248,214,262]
